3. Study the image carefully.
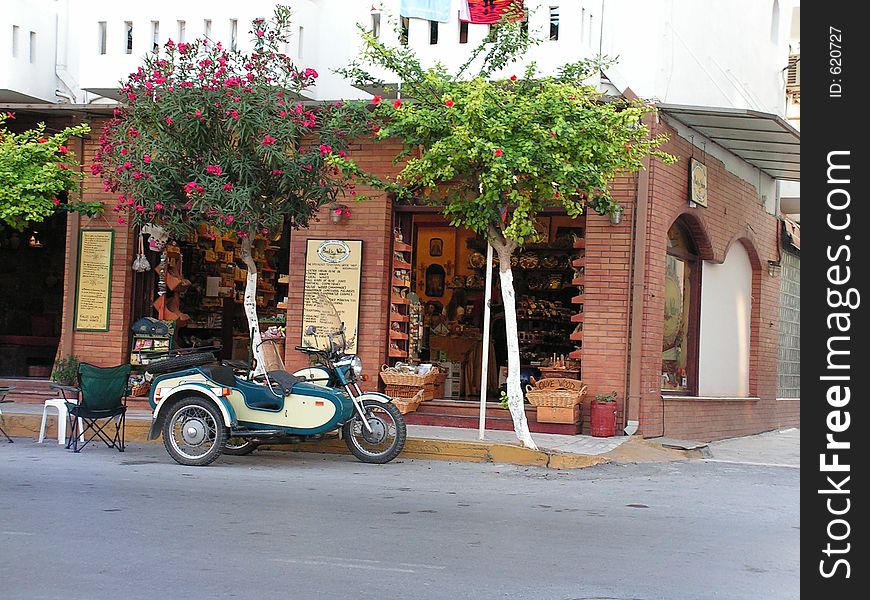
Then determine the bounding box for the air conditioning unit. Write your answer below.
[786,54,800,90]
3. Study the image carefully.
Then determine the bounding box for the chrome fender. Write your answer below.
[357,391,393,405]
[149,384,236,440]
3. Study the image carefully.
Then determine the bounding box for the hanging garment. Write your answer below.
[400,0,452,22]
[461,0,523,24]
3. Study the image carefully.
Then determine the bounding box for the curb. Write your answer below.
[1,411,610,469]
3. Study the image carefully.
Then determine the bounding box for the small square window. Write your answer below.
[400,17,409,46]
[549,7,559,41]
[125,21,133,54]
[98,21,107,55]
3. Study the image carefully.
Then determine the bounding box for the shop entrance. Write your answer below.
[0,213,67,377]
[401,213,584,402]
[128,223,289,393]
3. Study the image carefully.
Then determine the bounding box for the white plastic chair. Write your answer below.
[38,398,84,445]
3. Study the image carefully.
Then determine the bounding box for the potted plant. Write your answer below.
[608,205,624,225]
[51,355,80,386]
[590,390,618,437]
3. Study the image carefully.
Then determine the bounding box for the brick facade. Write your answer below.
[633,117,799,441]
[59,121,136,368]
[54,115,798,441]
[282,139,404,391]
[578,178,636,436]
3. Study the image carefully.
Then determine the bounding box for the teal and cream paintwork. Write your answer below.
[148,367,358,438]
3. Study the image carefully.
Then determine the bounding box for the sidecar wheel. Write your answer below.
[343,400,406,464]
[162,396,228,466]
[223,437,259,456]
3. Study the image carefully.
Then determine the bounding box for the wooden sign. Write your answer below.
[302,239,363,354]
[74,229,114,331]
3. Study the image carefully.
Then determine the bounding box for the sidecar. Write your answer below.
[146,356,355,466]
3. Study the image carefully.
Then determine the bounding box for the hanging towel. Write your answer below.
[458,0,471,22]
[400,0,452,22]
[461,0,523,24]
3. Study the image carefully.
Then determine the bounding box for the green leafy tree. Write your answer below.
[335,14,676,448]
[0,113,98,231]
[97,7,366,372]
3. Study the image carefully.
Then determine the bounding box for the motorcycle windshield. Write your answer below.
[302,293,347,354]
[260,339,286,372]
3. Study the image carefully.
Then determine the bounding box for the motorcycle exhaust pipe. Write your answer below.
[229,429,283,438]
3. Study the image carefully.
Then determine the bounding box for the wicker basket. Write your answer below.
[385,383,435,402]
[391,389,424,414]
[130,381,151,398]
[380,366,441,387]
[525,379,587,407]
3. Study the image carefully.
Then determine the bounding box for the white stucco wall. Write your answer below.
[698,241,752,397]
[601,0,797,116]
[5,0,801,108]
[0,0,59,102]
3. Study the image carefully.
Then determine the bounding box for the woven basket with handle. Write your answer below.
[525,378,588,407]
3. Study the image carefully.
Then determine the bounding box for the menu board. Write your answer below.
[74,229,114,331]
[302,239,363,354]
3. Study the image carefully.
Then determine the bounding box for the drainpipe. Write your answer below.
[625,111,656,436]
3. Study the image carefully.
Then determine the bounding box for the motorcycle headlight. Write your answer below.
[350,356,363,377]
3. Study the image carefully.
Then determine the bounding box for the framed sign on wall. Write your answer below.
[301,239,363,353]
[689,158,708,208]
[74,229,114,331]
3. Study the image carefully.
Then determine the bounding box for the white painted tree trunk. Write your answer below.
[490,229,537,450]
[240,236,267,377]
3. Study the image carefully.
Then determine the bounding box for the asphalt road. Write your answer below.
[0,441,799,600]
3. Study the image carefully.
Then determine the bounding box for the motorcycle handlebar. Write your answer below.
[295,345,323,353]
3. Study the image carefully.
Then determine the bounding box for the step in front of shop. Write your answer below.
[403,400,582,435]
[0,378,58,404]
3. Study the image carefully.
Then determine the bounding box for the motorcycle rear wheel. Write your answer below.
[162,396,228,466]
[223,437,259,456]
[342,400,406,464]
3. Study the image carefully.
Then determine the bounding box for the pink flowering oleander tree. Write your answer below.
[96,6,368,373]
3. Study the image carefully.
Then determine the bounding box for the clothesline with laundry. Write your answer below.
[398,0,523,24]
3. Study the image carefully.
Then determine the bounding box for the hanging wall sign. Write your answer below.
[302,239,363,353]
[74,229,114,331]
[689,158,708,208]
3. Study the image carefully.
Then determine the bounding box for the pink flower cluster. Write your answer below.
[184,181,205,194]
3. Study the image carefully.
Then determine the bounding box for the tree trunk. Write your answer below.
[240,236,267,377]
[489,226,538,450]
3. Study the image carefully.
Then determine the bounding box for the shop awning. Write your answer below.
[658,104,800,181]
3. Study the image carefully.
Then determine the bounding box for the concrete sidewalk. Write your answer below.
[0,401,797,469]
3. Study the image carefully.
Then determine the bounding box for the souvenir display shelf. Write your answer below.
[389,233,413,360]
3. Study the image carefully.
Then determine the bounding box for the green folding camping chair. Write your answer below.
[51,363,131,453]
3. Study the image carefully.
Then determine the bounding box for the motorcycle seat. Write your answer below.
[221,360,250,372]
[267,370,300,395]
[202,365,237,388]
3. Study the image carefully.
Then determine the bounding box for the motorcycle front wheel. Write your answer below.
[162,396,228,466]
[342,400,406,464]
[223,436,259,456]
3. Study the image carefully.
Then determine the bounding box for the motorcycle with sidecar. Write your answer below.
[144,326,406,466]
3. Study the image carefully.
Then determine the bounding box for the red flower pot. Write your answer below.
[590,400,617,437]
